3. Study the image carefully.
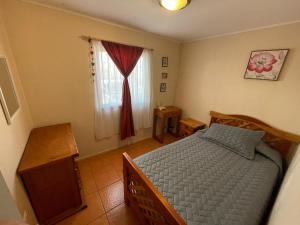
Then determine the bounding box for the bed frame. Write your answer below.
[123,111,300,225]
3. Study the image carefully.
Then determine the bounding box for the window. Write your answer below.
[94,43,152,109]
[92,41,152,139]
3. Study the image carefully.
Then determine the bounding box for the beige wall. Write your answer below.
[175,23,300,225]
[268,145,300,225]
[0,11,36,225]
[2,0,300,223]
[0,0,181,158]
[176,22,300,134]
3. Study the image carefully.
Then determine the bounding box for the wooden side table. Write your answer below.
[152,106,182,143]
[179,118,206,137]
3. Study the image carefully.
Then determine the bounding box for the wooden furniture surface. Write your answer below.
[18,123,86,225]
[179,118,206,137]
[123,111,300,225]
[18,123,79,173]
[152,106,182,143]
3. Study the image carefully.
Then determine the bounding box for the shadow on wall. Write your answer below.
[0,169,36,224]
[13,176,36,224]
[0,170,21,220]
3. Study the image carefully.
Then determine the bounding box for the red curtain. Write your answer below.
[102,40,143,140]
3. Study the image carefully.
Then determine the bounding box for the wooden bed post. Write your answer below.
[123,155,130,205]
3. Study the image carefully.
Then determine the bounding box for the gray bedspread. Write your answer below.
[133,131,281,225]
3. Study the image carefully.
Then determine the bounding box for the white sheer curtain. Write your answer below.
[93,41,153,140]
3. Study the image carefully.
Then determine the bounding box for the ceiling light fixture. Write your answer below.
[159,0,191,11]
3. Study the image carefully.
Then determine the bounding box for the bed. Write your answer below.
[123,111,300,225]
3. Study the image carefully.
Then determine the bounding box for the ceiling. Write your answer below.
[28,0,300,41]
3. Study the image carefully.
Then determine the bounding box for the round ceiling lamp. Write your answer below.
[159,0,191,11]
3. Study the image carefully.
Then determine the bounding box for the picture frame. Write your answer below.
[160,83,167,92]
[162,72,168,79]
[244,49,289,81]
[162,57,168,67]
[0,56,20,125]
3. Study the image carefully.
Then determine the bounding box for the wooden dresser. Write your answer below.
[18,123,86,225]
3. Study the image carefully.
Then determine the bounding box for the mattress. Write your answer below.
[133,131,282,225]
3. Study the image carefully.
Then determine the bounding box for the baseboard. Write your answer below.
[77,133,152,161]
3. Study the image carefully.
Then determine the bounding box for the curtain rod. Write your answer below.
[80,35,154,51]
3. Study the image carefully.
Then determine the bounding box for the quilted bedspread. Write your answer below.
[134,132,281,225]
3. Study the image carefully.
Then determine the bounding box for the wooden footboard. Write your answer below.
[123,153,186,225]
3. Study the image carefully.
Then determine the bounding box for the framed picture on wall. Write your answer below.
[162,57,168,67]
[244,49,289,81]
[160,83,167,92]
[0,57,20,125]
[162,72,168,79]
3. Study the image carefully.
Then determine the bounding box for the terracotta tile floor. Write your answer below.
[56,134,179,225]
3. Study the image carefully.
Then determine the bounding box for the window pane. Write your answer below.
[98,51,123,108]
[94,44,151,111]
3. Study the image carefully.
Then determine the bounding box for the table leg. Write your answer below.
[175,114,181,137]
[152,115,157,139]
[159,117,166,143]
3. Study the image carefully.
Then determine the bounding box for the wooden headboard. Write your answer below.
[210,111,300,157]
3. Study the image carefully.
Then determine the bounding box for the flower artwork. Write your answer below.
[244,49,289,80]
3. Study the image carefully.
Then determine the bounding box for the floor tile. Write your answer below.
[90,158,112,172]
[93,167,120,190]
[56,192,105,225]
[99,181,124,212]
[88,214,109,225]
[78,159,93,170]
[62,134,180,225]
[78,161,93,180]
[106,203,140,225]
[82,176,98,196]
[116,169,123,181]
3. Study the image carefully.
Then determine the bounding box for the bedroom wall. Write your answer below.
[268,145,300,225]
[175,22,300,225]
[0,12,36,225]
[0,0,181,158]
[175,22,300,134]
